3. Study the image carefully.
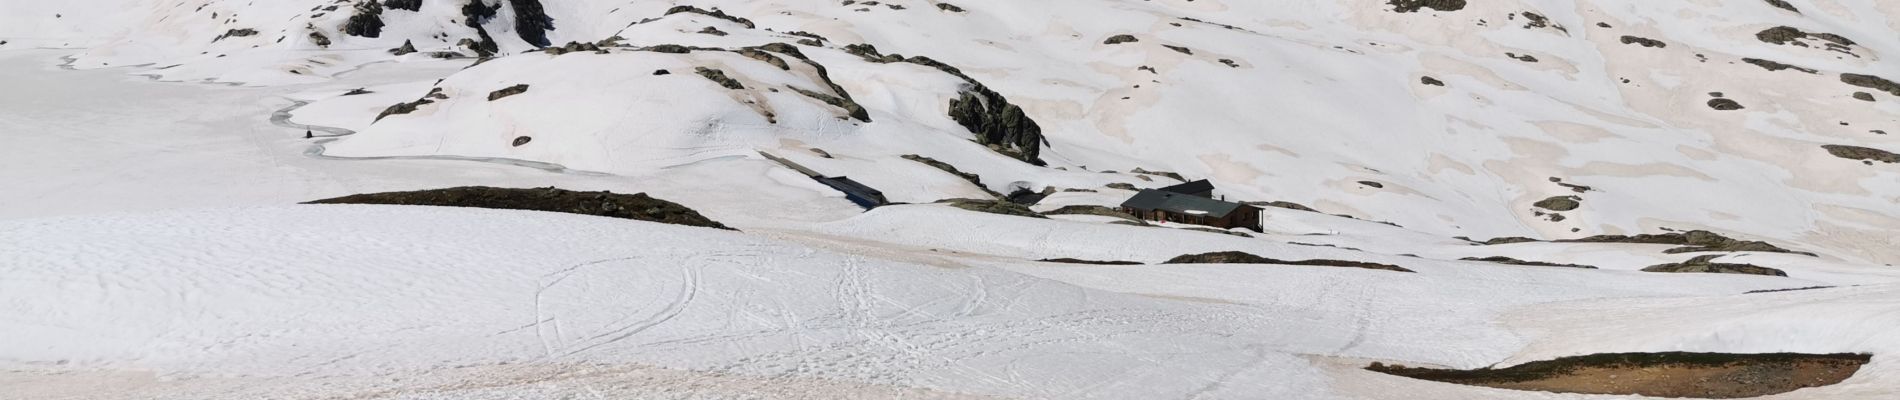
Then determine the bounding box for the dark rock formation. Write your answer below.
[1421,76,1445,86]
[1104,34,1139,45]
[1708,98,1745,110]
[511,136,532,147]
[1460,256,1597,269]
[938,198,1045,218]
[1165,251,1415,273]
[343,2,385,38]
[1842,74,1900,96]
[1742,58,1817,74]
[948,86,1046,165]
[384,0,422,12]
[1388,0,1467,13]
[1643,255,1788,277]
[1533,196,1581,211]
[1619,36,1666,48]
[1042,205,1141,221]
[390,39,417,55]
[305,186,732,230]
[504,0,554,47]
[903,154,1001,197]
[214,28,258,42]
[1822,144,1899,164]
[488,84,529,101]
[1854,92,1876,101]
[937,3,965,12]
[694,67,745,90]
[1764,0,1800,13]
[375,88,446,121]
[664,5,754,28]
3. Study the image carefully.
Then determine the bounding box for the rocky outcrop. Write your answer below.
[903,154,1002,197]
[1764,0,1800,13]
[664,5,755,29]
[938,198,1045,219]
[509,0,555,48]
[1619,36,1666,48]
[845,44,1047,165]
[1642,255,1788,277]
[343,2,386,38]
[384,0,422,12]
[1165,251,1415,273]
[1533,196,1581,211]
[694,67,745,90]
[1460,256,1597,269]
[1842,74,1900,96]
[949,86,1046,165]
[488,84,529,101]
[1388,0,1466,13]
[304,186,732,230]
[1822,144,1899,164]
[390,40,417,55]
[1104,34,1139,45]
[1707,98,1745,110]
[375,88,447,121]
[1742,58,1817,74]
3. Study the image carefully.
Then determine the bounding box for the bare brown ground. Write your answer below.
[1368,352,1870,398]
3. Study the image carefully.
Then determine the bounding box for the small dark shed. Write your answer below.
[817,176,888,209]
[1120,189,1263,232]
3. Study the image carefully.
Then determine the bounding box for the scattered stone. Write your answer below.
[1853,92,1876,101]
[305,186,732,230]
[1421,76,1445,86]
[511,136,532,147]
[937,3,965,12]
[1708,98,1745,110]
[1643,255,1788,276]
[1165,251,1415,273]
[698,26,728,36]
[1359,181,1385,189]
[384,0,423,12]
[1162,45,1193,55]
[1763,0,1800,13]
[1104,34,1139,45]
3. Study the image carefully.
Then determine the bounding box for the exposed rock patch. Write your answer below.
[1104,34,1139,45]
[1642,255,1788,277]
[1742,58,1816,74]
[1822,144,1899,164]
[1388,0,1467,13]
[694,67,745,90]
[938,198,1045,219]
[1460,256,1597,269]
[1039,258,1143,265]
[1842,73,1900,96]
[1533,196,1581,211]
[305,186,731,230]
[1619,36,1666,48]
[1707,98,1745,111]
[1368,352,1870,398]
[488,84,529,101]
[1165,251,1415,273]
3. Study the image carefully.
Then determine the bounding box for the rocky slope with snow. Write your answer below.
[4,0,1900,399]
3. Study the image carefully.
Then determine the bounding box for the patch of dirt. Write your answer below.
[1367,352,1870,399]
[304,186,731,230]
[1165,251,1414,273]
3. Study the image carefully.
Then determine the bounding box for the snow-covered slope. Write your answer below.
[7,0,1900,398]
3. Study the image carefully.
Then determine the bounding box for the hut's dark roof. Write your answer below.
[1120,189,1247,217]
[1158,179,1215,195]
